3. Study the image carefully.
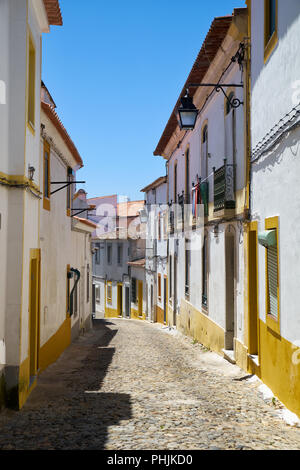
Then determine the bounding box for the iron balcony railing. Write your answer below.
[213,159,236,212]
[199,181,209,217]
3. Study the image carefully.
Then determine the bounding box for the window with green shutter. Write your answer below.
[264,216,280,334]
[267,241,278,319]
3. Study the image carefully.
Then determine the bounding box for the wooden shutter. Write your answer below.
[267,243,278,319]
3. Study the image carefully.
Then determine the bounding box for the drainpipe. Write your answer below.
[70,268,80,317]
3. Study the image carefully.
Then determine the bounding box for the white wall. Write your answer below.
[251,0,300,148]
[250,0,300,344]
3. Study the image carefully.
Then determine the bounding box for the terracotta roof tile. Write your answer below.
[127,258,146,268]
[43,0,63,26]
[41,101,83,168]
[73,216,97,228]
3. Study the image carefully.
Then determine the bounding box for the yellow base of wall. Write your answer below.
[178,298,225,354]
[18,317,71,409]
[234,338,248,371]
[105,306,122,318]
[18,357,36,409]
[156,305,166,324]
[39,317,71,373]
[258,319,300,418]
[131,308,146,320]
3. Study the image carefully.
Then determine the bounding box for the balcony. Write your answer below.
[199,182,209,217]
[213,160,236,212]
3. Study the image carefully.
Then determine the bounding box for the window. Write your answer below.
[66,167,73,216]
[158,213,161,241]
[107,282,112,304]
[264,0,278,62]
[95,285,100,304]
[202,234,208,308]
[117,244,123,265]
[201,125,208,180]
[163,211,168,240]
[43,140,50,211]
[131,277,137,303]
[185,147,190,204]
[158,274,161,300]
[107,244,112,264]
[169,255,172,299]
[95,243,101,264]
[265,216,280,333]
[185,240,190,299]
[174,162,177,203]
[27,31,36,130]
[86,264,90,303]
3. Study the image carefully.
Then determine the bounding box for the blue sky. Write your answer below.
[42,0,246,201]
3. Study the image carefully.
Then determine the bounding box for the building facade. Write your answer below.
[91,199,146,320]
[141,177,168,324]
[245,0,300,417]
[0,0,94,409]
[154,8,249,364]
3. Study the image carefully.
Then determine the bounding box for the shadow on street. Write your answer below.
[0,319,132,450]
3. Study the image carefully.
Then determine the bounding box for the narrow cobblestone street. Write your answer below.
[0,318,300,450]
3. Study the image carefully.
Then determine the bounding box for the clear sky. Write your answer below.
[42,0,246,201]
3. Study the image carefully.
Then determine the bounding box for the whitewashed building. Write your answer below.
[40,83,95,369]
[91,199,146,320]
[246,0,300,418]
[141,176,168,324]
[0,0,64,409]
[153,8,249,363]
[0,0,95,410]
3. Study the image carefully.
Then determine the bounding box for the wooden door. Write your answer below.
[29,249,41,380]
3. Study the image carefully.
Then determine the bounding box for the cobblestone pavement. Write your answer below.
[0,318,300,450]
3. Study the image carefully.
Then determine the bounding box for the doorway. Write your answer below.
[163,277,167,324]
[173,253,177,326]
[117,284,123,317]
[29,249,41,382]
[248,224,259,356]
[125,286,130,317]
[138,281,143,317]
[225,228,235,351]
[150,284,154,322]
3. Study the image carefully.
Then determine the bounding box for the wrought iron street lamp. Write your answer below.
[177,42,245,131]
[177,91,198,130]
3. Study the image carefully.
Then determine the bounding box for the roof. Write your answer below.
[127,258,146,268]
[153,14,234,157]
[117,200,145,217]
[88,195,118,202]
[73,216,97,229]
[141,176,167,193]
[43,0,63,26]
[41,101,83,168]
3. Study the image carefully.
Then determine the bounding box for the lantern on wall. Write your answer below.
[177,91,198,130]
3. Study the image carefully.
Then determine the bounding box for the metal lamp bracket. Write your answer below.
[187,83,244,110]
[50,180,86,196]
